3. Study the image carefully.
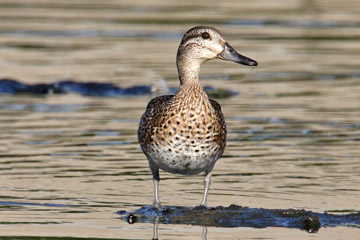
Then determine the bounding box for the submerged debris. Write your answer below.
[118,204,360,233]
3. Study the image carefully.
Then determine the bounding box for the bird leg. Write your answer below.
[200,170,212,207]
[153,176,162,209]
[149,161,162,209]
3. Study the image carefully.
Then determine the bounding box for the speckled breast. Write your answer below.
[146,93,226,175]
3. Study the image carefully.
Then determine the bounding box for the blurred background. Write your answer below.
[0,0,359,239]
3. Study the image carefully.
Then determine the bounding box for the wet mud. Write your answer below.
[119,205,360,233]
[0,78,237,98]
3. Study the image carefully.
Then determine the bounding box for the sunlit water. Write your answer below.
[0,0,360,239]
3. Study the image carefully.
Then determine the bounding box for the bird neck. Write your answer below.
[176,53,204,85]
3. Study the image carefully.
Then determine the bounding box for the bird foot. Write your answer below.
[152,201,163,210]
[193,204,208,211]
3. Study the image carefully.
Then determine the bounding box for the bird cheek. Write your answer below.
[206,49,219,60]
[213,43,224,55]
[200,51,216,61]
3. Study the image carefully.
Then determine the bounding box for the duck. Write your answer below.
[138,26,257,208]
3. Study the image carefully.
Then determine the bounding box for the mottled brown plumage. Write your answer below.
[138,26,257,208]
[139,83,226,175]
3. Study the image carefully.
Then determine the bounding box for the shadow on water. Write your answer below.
[119,205,360,236]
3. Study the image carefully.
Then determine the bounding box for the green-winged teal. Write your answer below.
[138,26,257,208]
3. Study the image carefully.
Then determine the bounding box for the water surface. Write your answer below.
[0,0,360,239]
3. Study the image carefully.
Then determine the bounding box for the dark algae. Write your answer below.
[0,78,237,98]
[119,204,360,233]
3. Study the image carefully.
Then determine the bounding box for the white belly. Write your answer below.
[147,135,223,175]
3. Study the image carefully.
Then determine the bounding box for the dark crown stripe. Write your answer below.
[181,33,200,45]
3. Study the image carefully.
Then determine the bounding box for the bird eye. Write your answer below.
[201,32,210,39]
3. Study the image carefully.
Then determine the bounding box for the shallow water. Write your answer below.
[0,0,360,239]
